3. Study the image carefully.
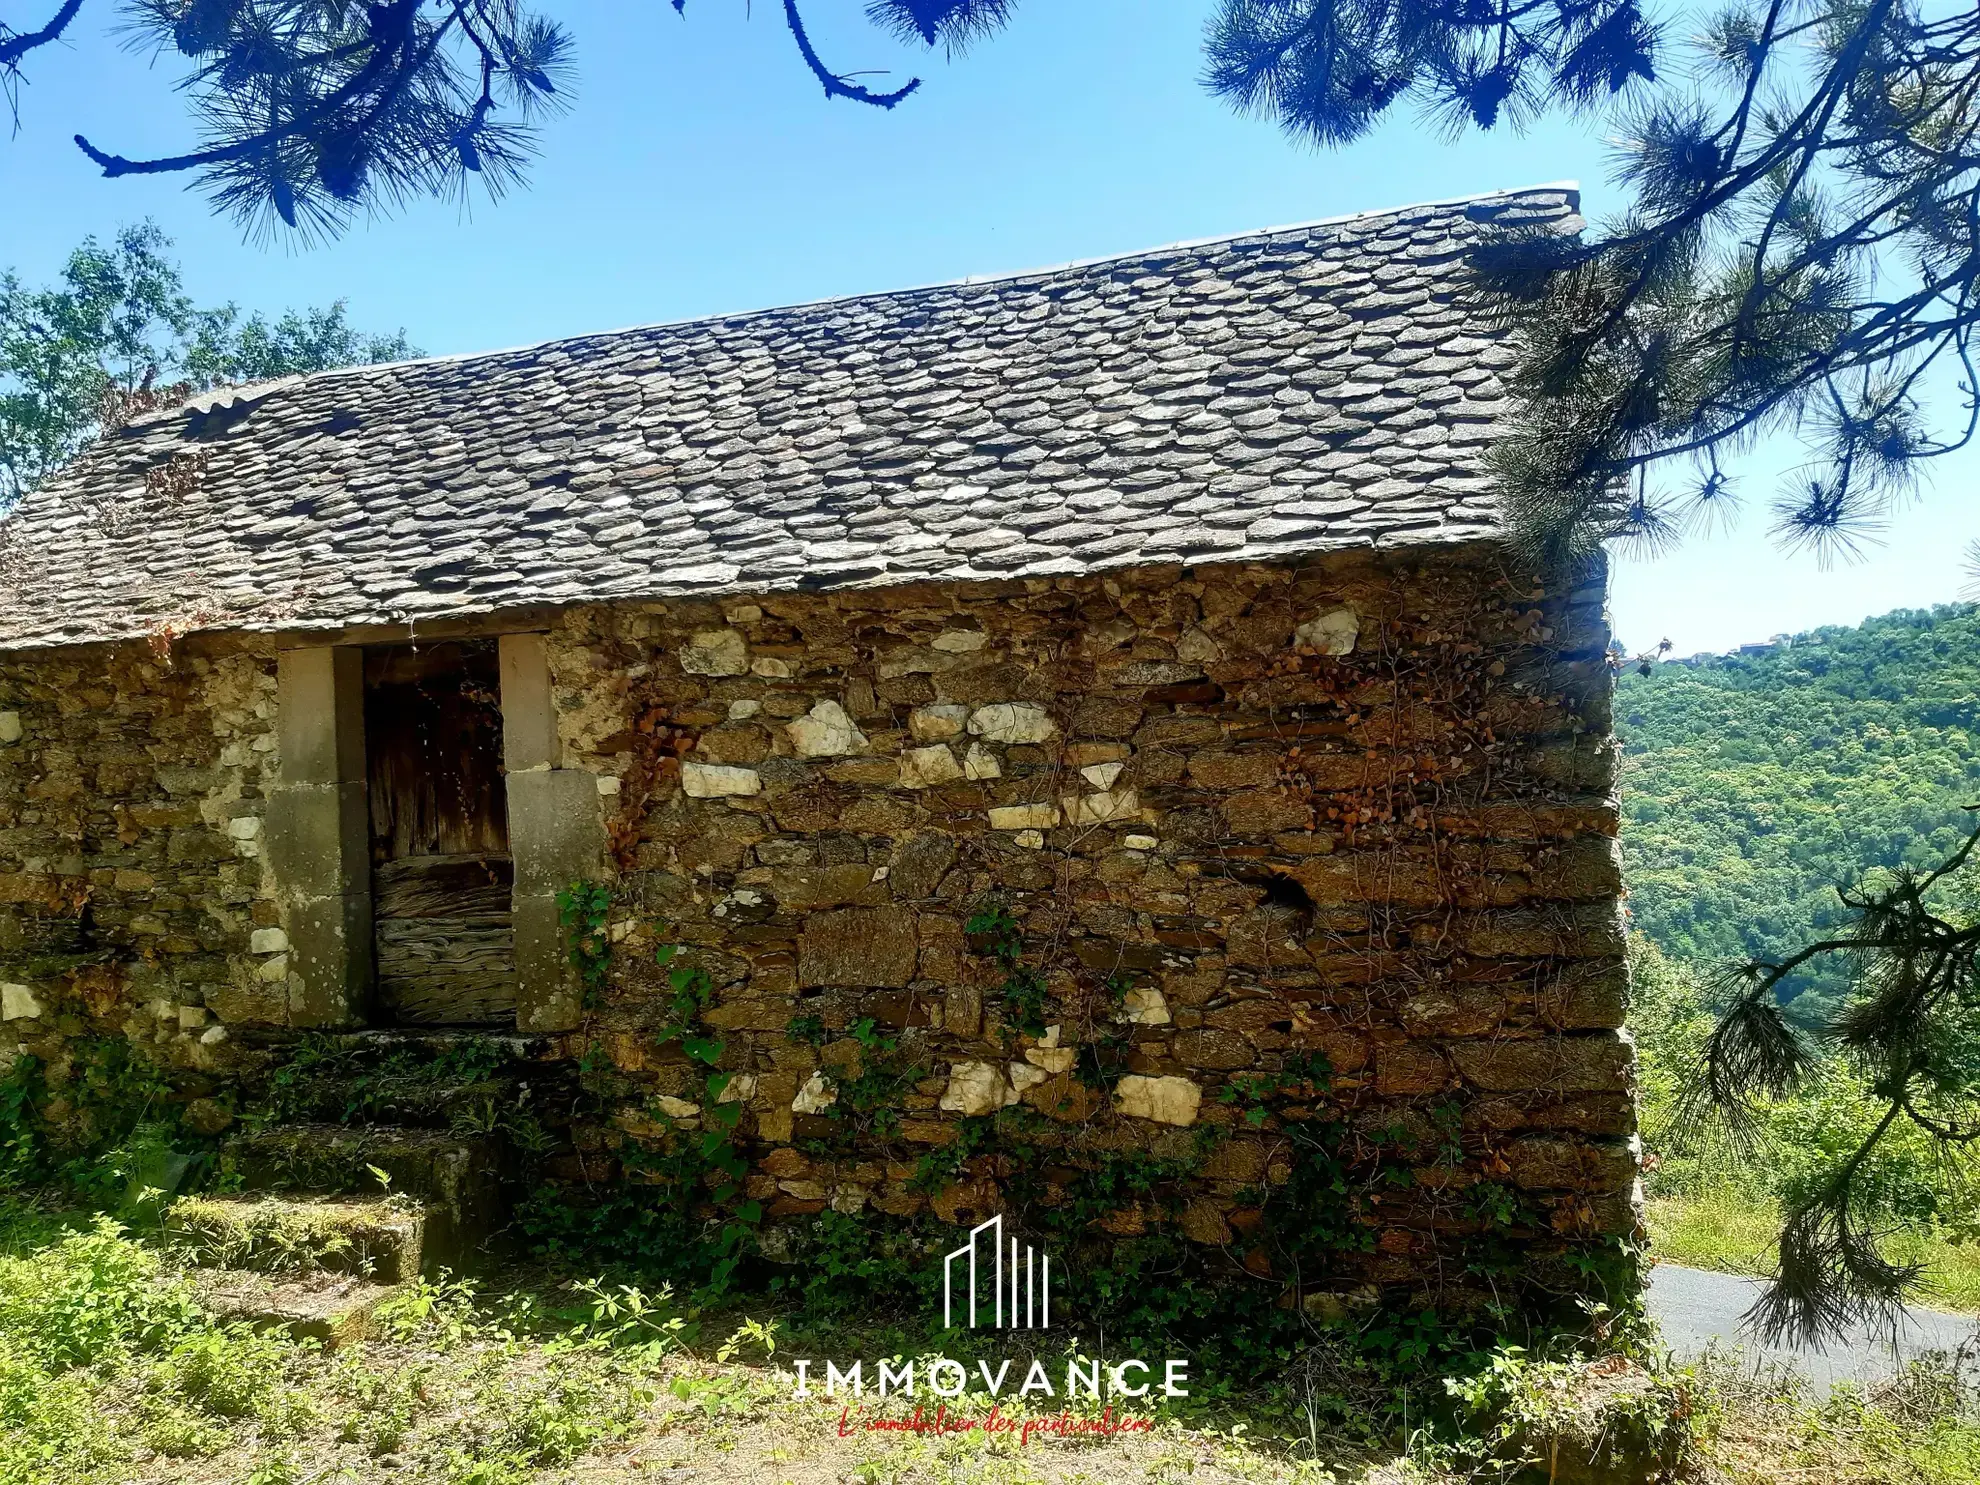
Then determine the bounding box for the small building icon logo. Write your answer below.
[942,1214,1055,1329]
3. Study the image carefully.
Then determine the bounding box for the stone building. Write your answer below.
[0,186,1638,1312]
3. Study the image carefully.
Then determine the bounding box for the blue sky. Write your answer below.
[7,0,1979,656]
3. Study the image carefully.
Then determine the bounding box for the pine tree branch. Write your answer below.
[0,0,83,69]
[781,0,921,109]
[71,0,447,180]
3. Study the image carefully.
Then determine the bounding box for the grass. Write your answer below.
[1,1193,1977,1483]
[0,1198,1376,1484]
[1650,1187,1980,1314]
[1698,1351,1980,1485]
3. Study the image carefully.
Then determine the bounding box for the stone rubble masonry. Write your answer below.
[0,542,1638,1305]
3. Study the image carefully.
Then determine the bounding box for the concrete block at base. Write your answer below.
[194,1269,393,1350]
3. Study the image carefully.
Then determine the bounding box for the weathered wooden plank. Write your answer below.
[373,854,514,920]
[374,916,516,1025]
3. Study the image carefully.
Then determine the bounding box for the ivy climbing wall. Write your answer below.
[540,542,1638,1314]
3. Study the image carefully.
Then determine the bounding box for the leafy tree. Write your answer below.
[0,222,414,506]
[1617,604,1980,1026]
[1,1,1012,241]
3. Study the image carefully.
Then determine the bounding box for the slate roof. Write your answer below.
[0,185,1581,653]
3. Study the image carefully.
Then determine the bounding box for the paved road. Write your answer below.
[1649,1263,1977,1390]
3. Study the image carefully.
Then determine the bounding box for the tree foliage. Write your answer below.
[0,223,414,506]
[1618,604,1980,1027]
[1204,0,1980,569]
[1621,611,1980,1339]
[1699,816,1980,1342]
[2,1,1013,241]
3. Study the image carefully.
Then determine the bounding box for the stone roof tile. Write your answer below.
[0,185,1579,651]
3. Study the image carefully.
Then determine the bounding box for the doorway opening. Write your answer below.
[363,640,515,1026]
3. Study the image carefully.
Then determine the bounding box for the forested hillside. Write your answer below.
[1617,604,1980,1022]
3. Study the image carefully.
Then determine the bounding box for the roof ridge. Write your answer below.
[168,181,1578,403]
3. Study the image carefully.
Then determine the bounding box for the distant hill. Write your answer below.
[1617,604,1980,1022]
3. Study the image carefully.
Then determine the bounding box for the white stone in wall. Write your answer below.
[728,699,762,720]
[1293,608,1359,656]
[787,700,867,758]
[717,1073,757,1105]
[0,712,22,744]
[226,816,261,840]
[1115,1074,1201,1127]
[751,657,795,678]
[898,744,964,789]
[1008,1061,1050,1096]
[682,763,763,798]
[1069,790,1139,824]
[940,1060,1015,1115]
[792,1071,837,1114]
[1176,627,1221,663]
[1080,761,1124,790]
[679,629,749,676]
[932,630,988,652]
[968,703,1057,744]
[988,802,1059,830]
[909,704,969,741]
[1,984,42,1020]
[249,927,289,955]
[1024,1046,1077,1075]
[1122,987,1170,1025]
[1124,834,1158,851]
[654,1095,701,1119]
[258,955,290,982]
[962,743,1001,780]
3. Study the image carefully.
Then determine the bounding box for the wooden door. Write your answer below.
[364,641,517,1025]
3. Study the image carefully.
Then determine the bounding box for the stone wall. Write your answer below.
[540,544,1637,1300]
[0,641,283,1124]
[0,542,1639,1307]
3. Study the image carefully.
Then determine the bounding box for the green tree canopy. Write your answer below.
[0,223,414,506]
[1618,604,1980,1026]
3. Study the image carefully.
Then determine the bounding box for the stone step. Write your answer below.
[257,1028,552,1131]
[221,1124,506,1268]
[193,1267,396,1349]
[166,1194,429,1283]
[270,1071,526,1130]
